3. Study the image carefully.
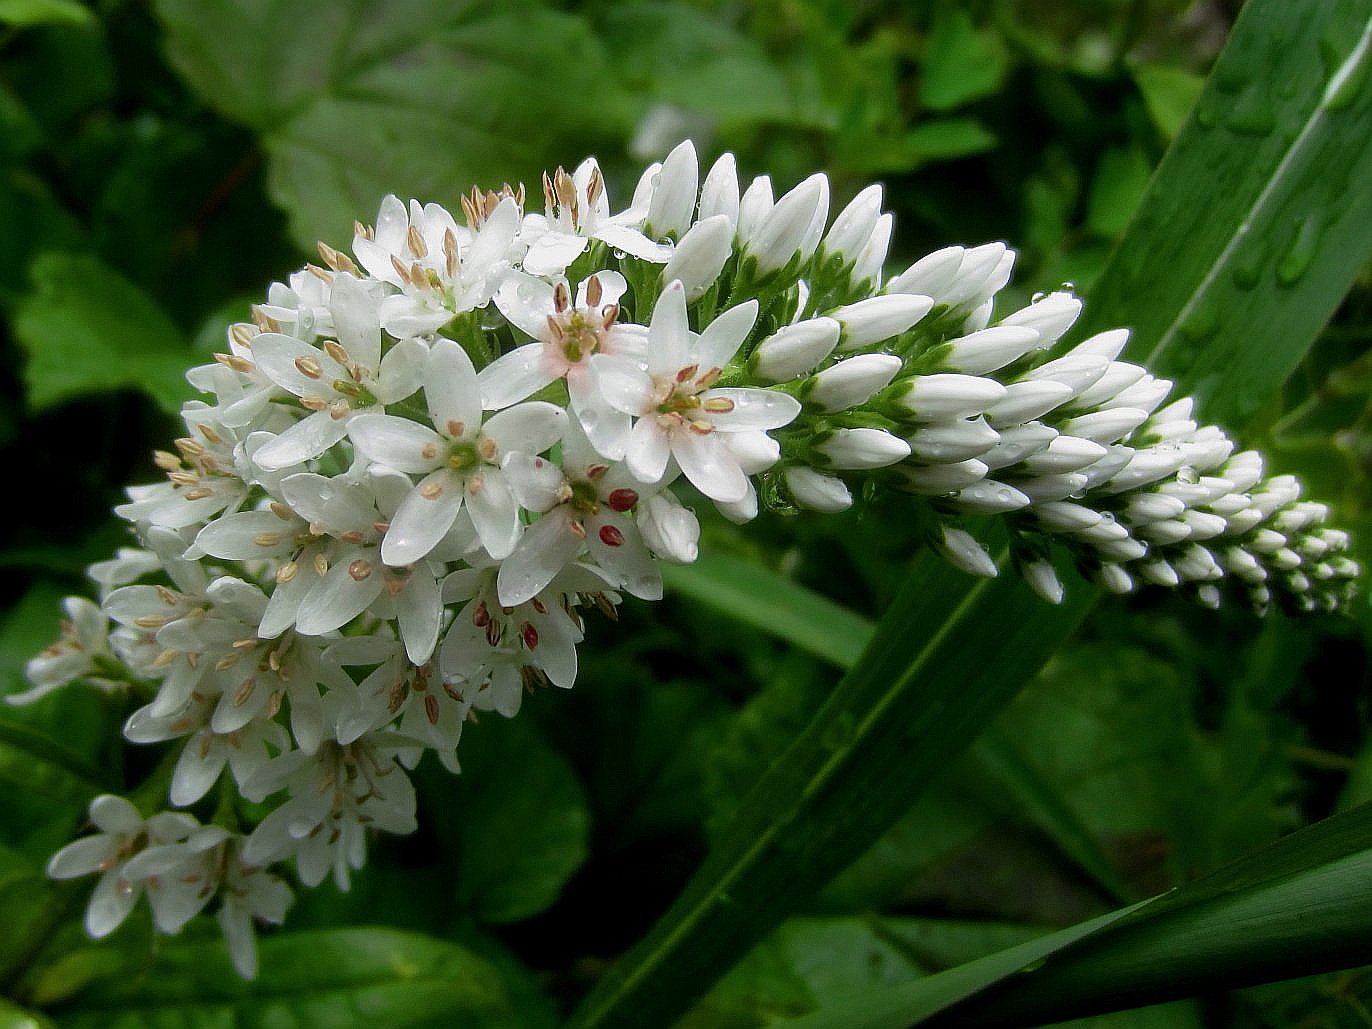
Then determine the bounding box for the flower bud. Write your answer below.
[983,380,1075,424]
[745,173,829,277]
[661,215,733,300]
[737,175,774,242]
[751,317,841,382]
[980,422,1058,470]
[953,480,1030,513]
[636,493,700,564]
[724,430,781,475]
[940,243,1012,309]
[943,325,1043,376]
[896,458,989,493]
[1022,354,1110,396]
[1000,291,1082,345]
[785,467,853,513]
[936,526,998,578]
[1073,362,1148,409]
[886,245,963,297]
[822,184,883,263]
[906,417,1000,463]
[814,427,911,469]
[835,294,934,350]
[1058,407,1151,445]
[645,139,699,239]
[1017,557,1065,603]
[806,354,903,412]
[850,213,893,287]
[894,373,1006,421]
[1019,435,1108,475]
[699,152,740,227]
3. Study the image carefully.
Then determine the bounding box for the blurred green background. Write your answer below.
[2,0,1371,1025]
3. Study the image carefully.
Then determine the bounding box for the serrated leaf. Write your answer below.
[154,0,631,248]
[13,253,194,414]
[569,3,1372,1026]
[46,925,554,1029]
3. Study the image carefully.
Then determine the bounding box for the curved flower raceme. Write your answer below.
[15,142,1358,973]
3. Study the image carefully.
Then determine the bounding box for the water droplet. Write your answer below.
[1059,281,1076,293]
[1099,511,1115,525]
[1276,215,1321,287]
[1030,290,1046,303]
[612,249,627,260]
[1231,254,1262,291]
[1177,465,1199,484]
[1176,302,1220,346]
[1158,441,1181,455]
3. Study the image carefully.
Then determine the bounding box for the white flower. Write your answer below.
[353,195,521,337]
[350,339,566,563]
[520,158,672,276]
[48,795,200,938]
[218,840,293,979]
[485,271,645,457]
[11,597,117,705]
[590,282,800,502]
[499,423,663,606]
[251,275,427,470]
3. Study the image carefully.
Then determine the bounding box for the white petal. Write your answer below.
[280,473,377,536]
[48,836,118,879]
[192,511,299,561]
[253,411,350,470]
[625,419,671,483]
[466,470,521,560]
[396,567,442,664]
[250,335,345,397]
[375,338,427,403]
[706,388,801,432]
[523,232,589,276]
[586,515,662,600]
[170,734,227,806]
[381,471,464,566]
[483,401,567,457]
[86,871,139,938]
[593,223,673,263]
[425,340,482,438]
[348,414,445,474]
[502,452,566,512]
[497,511,584,606]
[647,281,690,377]
[672,431,748,502]
[588,354,652,416]
[695,299,758,371]
[90,795,142,834]
[296,554,386,635]
[329,274,381,368]
[478,343,557,409]
[494,272,556,339]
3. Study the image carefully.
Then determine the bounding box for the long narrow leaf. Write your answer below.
[782,802,1372,1028]
[570,2,1372,1025]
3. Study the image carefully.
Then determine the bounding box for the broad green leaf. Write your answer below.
[429,718,590,925]
[45,925,553,1029]
[919,10,1008,113]
[154,0,630,248]
[13,253,194,414]
[597,4,806,129]
[569,3,1372,1026]
[0,0,90,28]
[1132,65,1205,139]
[1085,145,1153,239]
[787,803,1372,1027]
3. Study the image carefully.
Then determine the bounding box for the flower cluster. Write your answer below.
[17,142,1358,974]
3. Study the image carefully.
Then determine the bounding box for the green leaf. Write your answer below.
[920,10,1008,113]
[13,252,194,414]
[598,4,806,129]
[661,556,871,670]
[0,0,91,27]
[434,718,590,925]
[1084,4,1372,427]
[44,925,554,1028]
[568,2,1372,1026]
[1085,145,1153,239]
[1132,64,1206,139]
[154,0,631,248]
[785,803,1372,1027]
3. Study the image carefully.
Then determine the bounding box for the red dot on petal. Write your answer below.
[599,524,625,547]
[521,622,539,649]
